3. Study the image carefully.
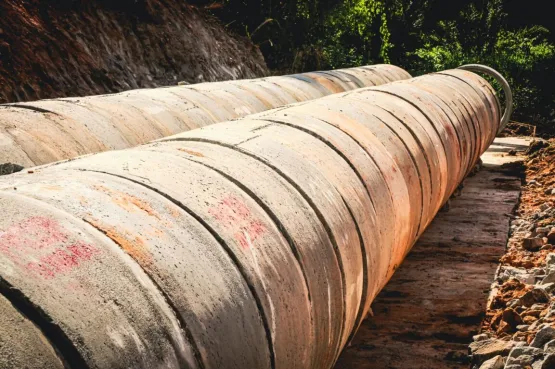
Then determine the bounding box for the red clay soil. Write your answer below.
[0,0,268,103]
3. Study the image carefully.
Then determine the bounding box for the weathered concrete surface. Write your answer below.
[0,294,64,369]
[334,137,532,369]
[0,70,502,369]
[0,64,409,168]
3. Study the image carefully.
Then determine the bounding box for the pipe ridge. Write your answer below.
[209,119,374,364]
[1,189,197,369]
[162,136,351,358]
[173,152,313,301]
[7,104,60,115]
[259,118,379,220]
[368,88,451,204]
[340,196,369,350]
[75,168,277,369]
[343,99,436,230]
[410,78,483,176]
[262,111,406,280]
[81,218,206,369]
[435,72,498,139]
[390,84,466,194]
[0,268,88,369]
[160,149,339,366]
[433,73,491,124]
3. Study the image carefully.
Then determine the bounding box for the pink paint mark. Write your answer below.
[208,195,267,249]
[0,216,68,253]
[0,217,101,279]
[25,242,100,280]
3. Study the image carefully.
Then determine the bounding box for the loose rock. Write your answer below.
[519,288,550,307]
[544,339,555,353]
[478,354,505,369]
[469,339,516,365]
[531,326,555,348]
[0,162,24,176]
[524,238,545,251]
[546,254,555,267]
[537,227,551,234]
[540,353,555,368]
[538,283,555,294]
[474,333,492,342]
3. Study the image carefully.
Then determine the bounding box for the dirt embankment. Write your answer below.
[0,0,268,103]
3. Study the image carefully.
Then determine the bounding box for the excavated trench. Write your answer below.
[0,2,543,367]
[335,137,532,369]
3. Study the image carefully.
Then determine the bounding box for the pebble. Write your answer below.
[478,355,505,369]
[540,203,551,212]
[523,237,545,251]
[537,282,555,294]
[507,345,543,360]
[506,353,535,366]
[540,353,555,368]
[500,266,537,284]
[544,339,555,353]
[474,333,492,342]
[537,227,551,234]
[546,253,555,267]
[541,244,554,251]
[519,288,550,307]
[469,339,516,365]
[542,270,555,284]
[531,326,555,348]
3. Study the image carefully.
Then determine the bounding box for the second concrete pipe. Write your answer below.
[0,64,409,168]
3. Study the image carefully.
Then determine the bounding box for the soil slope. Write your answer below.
[0,0,268,103]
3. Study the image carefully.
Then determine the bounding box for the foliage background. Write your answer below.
[198,0,555,135]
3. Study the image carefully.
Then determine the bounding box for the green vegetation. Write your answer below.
[206,0,554,133]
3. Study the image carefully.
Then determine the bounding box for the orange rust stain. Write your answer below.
[178,148,205,157]
[112,195,160,219]
[166,204,182,219]
[93,184,110,193]
[86,219,153,267]
[93,184,160,219]
[148,227,165,238]
[79,196,89,206]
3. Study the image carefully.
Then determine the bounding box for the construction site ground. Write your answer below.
[336,136,538,369]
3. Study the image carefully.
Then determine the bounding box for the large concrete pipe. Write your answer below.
[0,68,502,369]
[0,65,410,168]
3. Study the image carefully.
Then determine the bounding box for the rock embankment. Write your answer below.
[470,139,555,369]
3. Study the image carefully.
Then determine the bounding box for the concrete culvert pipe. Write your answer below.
[0,64,410,169]
[0,68,503,369]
